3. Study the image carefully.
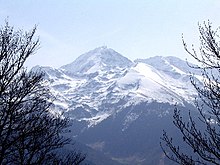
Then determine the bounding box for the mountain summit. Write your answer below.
[61,46,133,75]
[36,47,200,165]
[39,47,198,122]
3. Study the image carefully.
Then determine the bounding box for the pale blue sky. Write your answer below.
[0,0,220,68]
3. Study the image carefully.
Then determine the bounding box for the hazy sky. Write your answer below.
[0,0,220,68]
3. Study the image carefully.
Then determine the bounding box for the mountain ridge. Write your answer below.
[34,47,198,125]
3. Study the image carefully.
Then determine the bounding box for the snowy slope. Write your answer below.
[117,62,196,105]
[36,47,198,128]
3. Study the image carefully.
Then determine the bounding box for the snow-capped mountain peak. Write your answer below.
[33,48,203,165]
[60,46,133,75]
[34,47,199,129]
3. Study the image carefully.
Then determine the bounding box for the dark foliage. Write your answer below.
[0,21,85,164]
[161,21,220,164]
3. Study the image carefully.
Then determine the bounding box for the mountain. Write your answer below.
[35,47,199,165]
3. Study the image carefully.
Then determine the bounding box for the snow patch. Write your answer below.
[80,112,111,127]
